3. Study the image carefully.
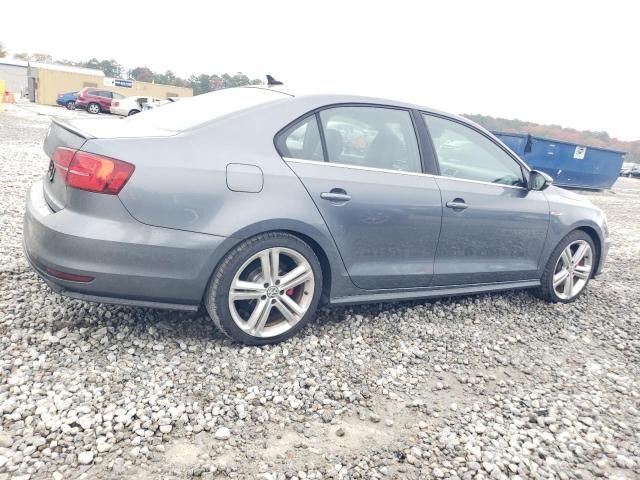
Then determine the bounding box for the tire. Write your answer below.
[128,109,140,116]
[204,232,323,345]
[87,102,100,114]
[66,101,76,110]
[535,230,596,303]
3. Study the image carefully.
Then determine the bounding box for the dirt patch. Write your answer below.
[164,441,205,465]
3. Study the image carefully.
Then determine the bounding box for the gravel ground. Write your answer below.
[1,104,639,480]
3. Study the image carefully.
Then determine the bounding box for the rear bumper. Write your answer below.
[109,106,128,116]
[23,180,229,310]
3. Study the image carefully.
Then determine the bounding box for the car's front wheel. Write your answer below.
[66,101,76,110]
[204,233,323,345]
[87,102,100,114]
[535,230,596,303]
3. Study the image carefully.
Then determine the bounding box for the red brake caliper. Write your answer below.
[286,288,295,296]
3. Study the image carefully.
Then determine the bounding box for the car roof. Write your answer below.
[243,85,483,132]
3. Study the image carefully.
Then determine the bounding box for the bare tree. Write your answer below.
[31,53,53,63]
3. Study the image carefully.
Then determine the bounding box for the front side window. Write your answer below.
[423,114,526,187]
[319,106,421,173]
[275,115,323,161]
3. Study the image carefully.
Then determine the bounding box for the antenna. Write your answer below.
[266,75,283,86]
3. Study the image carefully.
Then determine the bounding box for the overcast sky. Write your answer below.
[3,1,638,140]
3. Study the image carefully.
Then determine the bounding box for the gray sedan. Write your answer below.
[23,86,609,344]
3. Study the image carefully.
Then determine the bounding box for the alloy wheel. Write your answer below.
[88,103,100,114]
[228,247,315,338]
[552,240,593,300]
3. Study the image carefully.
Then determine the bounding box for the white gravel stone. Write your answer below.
[159,424,173,434]
[214,427,231,440]
[78,451,94,465]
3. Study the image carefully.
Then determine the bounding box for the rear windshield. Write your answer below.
[127,87,292,131]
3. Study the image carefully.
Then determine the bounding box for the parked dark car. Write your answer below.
[23,86,610,345]
[75,88,125,114]
[56,92,77,110]
[621,164,640,178]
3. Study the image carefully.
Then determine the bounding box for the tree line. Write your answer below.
[465,114,640,163]
[2,40,636,155]
[0,42,261,95]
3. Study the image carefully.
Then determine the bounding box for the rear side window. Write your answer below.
[275,115,323,161]
[319,106,421,173]
[423,114,526,187]
[113,92,125,100]
[128,87,292,131]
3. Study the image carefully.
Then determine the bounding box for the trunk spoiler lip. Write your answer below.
[51,117,95,140]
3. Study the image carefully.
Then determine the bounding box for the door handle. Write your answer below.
[321,189,351,203]
[445,199,468,210]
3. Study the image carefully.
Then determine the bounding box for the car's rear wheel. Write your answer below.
[66,101,76,110]
[128,109,140,116]
[87,102,100,114]
[535,230,595,303]
[204,232,322,345]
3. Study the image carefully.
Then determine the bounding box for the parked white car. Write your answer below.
[142,97,181,111]
[110,96,163,116]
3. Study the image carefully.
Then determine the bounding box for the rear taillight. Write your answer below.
[52,147,75,175]
[52,147,135,194]
[112,101,119,107]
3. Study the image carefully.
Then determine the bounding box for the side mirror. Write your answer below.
[529,169,553,191]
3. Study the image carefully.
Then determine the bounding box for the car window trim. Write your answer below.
[284,157,528,190]
[410,108,439,175]
[274,102,430,174]
[419,111,532,187]
[315,112,329,162]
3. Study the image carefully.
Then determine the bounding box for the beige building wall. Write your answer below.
[36,68,193,106]
[36,69,103,105]
[106,81,192,100]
